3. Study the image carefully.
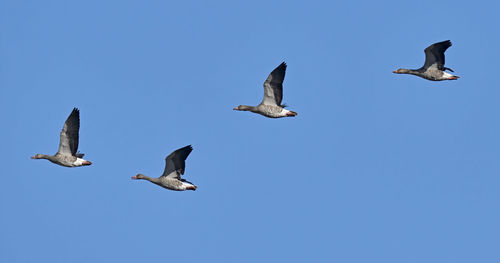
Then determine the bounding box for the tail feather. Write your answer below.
[181,179,197,191]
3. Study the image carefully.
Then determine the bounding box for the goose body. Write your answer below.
[234,62,298,118]
[132,145,197,191]
[393,40,460,81]
[32,108,92,167]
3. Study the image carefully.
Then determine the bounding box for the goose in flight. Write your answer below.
[31,108,92,167]
[234,62,298,118]
[132,145,197,191]
[393,40,460,81]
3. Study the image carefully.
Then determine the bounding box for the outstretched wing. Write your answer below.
[261,62,286,106]
[57,108,80,156]
[162,145,193,178]
[423,40,451,70]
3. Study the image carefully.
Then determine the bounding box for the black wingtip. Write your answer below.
[438,40,452,47]
[273,62,287,72]
[69,108,80,118]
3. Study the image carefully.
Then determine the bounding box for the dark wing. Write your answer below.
[57,108,80,156]
[422,40,452,70]
[261,62,286,106]
[162,145,193,178]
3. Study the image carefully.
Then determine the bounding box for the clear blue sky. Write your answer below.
[1,0,499,262]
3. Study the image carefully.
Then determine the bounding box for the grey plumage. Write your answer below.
[31,108,92,167]
[234,62,298,118]
[132,145,197,191]
[393,40,460,81]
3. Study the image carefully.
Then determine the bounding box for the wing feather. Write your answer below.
[261,62,286,106]
[57,108,80,156]
[423,40,451,70]
[162,145,193,178]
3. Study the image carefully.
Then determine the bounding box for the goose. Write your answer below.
[31,108,92,167]
[234,62,298,118]
[132,145,197,191]
[393,40,460,81]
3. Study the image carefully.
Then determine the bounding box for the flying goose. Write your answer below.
[132,145,197,191]
[233,62,298,118]
[31,108,92,167]
[393,40,460,81]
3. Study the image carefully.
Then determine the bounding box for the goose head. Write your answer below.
[393,68,411,74]
[31,154,47,159]
[131,174,146,180]
[233,105,253,111]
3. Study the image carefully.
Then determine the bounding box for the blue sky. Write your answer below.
[1,0,499,262]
